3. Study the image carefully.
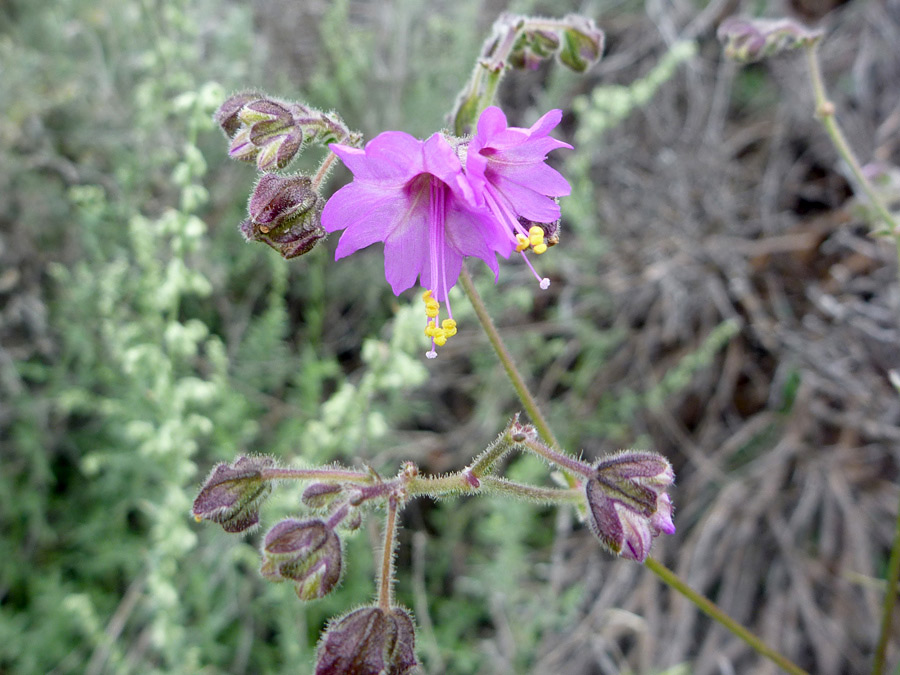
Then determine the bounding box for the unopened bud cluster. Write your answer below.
[215,93,351,172]
[717,16,823,63]
[215,93,360,258]
[492,13,604,74]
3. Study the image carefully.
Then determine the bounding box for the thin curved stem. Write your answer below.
[458,266,561,451]
[645,558,809,675]
[804,45,899,233]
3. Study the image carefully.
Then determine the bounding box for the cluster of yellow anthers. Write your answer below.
[422,290,457,347]
[515,225,548,254]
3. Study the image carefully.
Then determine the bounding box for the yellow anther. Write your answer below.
[528,225,544,247]
[422,289,440,318]
[433,334,447,347]
[424,320,439,337]
[533,243,548,255]
[441,319,457,337]
[515,233,530,252]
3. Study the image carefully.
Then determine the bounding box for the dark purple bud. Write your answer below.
[584,450,675,562]
[214,92,262,137]
[315,606,417,675]
[717,17,824,63]
[302,483,345,510]
[248,174,319,231]
[558,15,605,73]
[260,518,343,601]
[241,173,326,258]
[192,455,275,533]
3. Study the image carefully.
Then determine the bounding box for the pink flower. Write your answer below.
[466,106,572,288]
[322,131,512,357]
[321,107,571,357]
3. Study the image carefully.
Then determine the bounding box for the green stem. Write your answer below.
[645,558,809,675]
[458,266,561,452]
[873,501,900,674]
[804,45,899,233]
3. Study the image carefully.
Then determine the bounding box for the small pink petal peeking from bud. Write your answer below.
[583,450,675,562]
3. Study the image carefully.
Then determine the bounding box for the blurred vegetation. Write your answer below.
[5,0,896,673]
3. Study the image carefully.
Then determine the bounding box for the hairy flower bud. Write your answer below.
[260,518,343,601]
[302,483,345,510]
[215,91,263,137]
[192,455,275,533]
[315,606,417,675]
[558,15,605,73]
[240,99,304,171]
[510,29,561,70]
[717,17,823,63]
[583,451,675,562]
[241,173,326,258]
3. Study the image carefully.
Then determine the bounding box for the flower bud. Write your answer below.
[241,173,326,258]
[558,15,605,73]
[302,483,345,510]
[510,29,561,70]
[583,450,675,562]
[717,17,824,63]
[260,518,343,601]
[240,99,304,172]
[315,606,417,675]
[215,92,263,137]
[192,455,275,533]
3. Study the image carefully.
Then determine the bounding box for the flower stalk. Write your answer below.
[644,558,809,675]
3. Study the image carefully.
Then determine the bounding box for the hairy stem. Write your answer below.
[260,467,371,483]
[519,437,594,477]
[645,558,809,675]
[378,497,399,611]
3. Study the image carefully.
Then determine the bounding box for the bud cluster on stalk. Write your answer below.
[717,16,823,63]
[214,92,360,259]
